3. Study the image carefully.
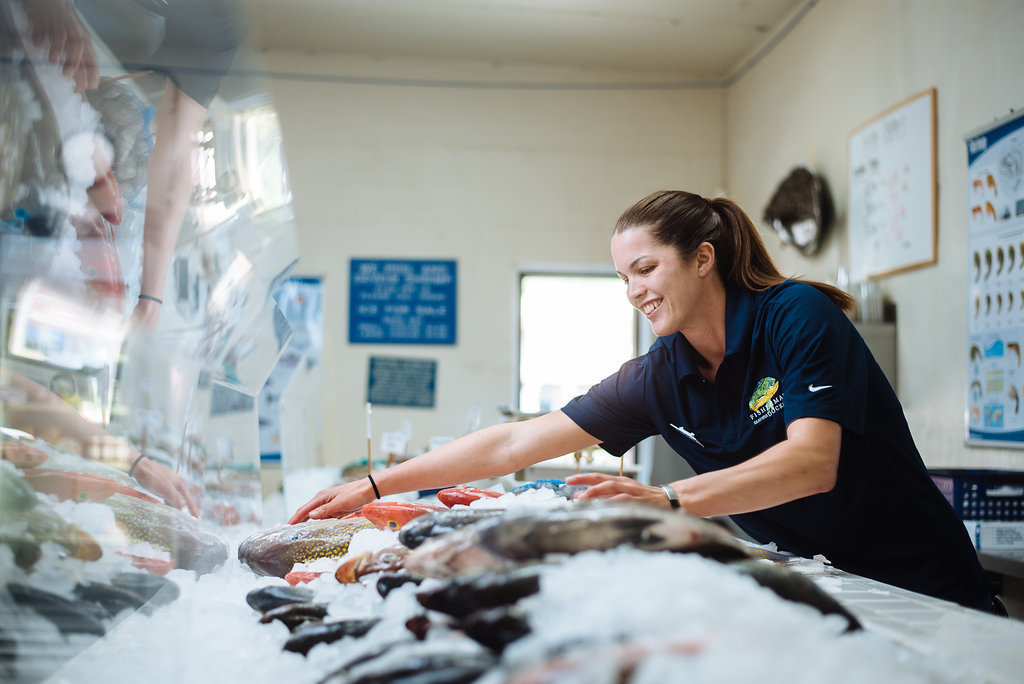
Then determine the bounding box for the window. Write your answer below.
[517,271,637,471]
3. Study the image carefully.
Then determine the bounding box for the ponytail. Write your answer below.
[615,191,855,313]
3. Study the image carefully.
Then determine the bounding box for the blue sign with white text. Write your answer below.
[349,259,457,344]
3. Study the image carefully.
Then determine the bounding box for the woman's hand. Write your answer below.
[133,456,199,517]
[288,481,372,524]
[566,472,677,509]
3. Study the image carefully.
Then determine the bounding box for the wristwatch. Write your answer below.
[660,484,680,510]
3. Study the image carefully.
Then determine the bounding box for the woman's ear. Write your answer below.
[695,242,716,276]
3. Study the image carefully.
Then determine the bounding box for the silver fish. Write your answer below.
[404,501,751,578]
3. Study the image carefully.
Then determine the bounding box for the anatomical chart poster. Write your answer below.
[966,108,1024,445]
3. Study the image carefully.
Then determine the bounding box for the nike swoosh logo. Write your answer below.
[808,384,833,393]
[670,424,704,447]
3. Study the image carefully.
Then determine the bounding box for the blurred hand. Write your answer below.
[133,456,199,517]
[288,482,369,524]
[131,297,162,330]
[566,472,675,509]
[1,441,48,468]
[26,0,99,91]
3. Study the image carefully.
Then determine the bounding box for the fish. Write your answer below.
[509,479,588,499]
[6,583,106,637]
[2,505,103,569]
[238,517,376,578]
[730,559,861,632]
[101,493,229,575]
[415,567,542,618]
[317,639,496,684]
[474,502,752,564]
[459,605,531,653]
[246,585,314,613]
[359,501,445,530]
[335,545,409,584]
[403,501,751,579]
[436,486,502,507]
[23,468,161,505]
[397,508,503,549]
[284,618,381,656]
[376,572,423,598]
[258,602,329,631]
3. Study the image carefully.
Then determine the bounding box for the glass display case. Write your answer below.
[0,1,297,679]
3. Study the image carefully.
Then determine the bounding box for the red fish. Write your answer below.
[437,486,502,507]
[23,468,161,504]
[284,570,323,585]
[359,501,444,531]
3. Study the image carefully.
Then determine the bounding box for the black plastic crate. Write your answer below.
[929,469,1024,521]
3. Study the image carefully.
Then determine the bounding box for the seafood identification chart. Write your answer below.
[966,108,1024,445]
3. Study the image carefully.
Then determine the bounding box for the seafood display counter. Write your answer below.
[6,485,1019,684]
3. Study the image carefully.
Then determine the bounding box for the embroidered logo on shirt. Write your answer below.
[808,383,833,392]
[748,377,779,411]
[670,424,704,447]
[748,376,784,426]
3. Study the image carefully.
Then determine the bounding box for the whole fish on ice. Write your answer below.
[238,517,375,577]
[403,501,751,578]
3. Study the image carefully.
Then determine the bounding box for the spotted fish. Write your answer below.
[101,493,229,575]
[237,517,375,578]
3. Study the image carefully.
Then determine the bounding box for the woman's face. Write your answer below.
[611,226,711,337]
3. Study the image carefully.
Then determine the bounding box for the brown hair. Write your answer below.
[614,190,855,312]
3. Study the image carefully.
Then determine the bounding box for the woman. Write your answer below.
[291,190,994,612]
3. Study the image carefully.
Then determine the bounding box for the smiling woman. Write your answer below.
[290,189,998,616]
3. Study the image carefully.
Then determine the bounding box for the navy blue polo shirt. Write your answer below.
[562,281,992,610]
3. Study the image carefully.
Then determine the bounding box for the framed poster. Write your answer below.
[964,108,1024,446]
[848,88,937,280]
[349,259,457,345]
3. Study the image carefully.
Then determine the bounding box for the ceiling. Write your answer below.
[243,0,814,83]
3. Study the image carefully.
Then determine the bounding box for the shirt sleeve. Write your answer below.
[560,358,659,457]
[763,285,868,435]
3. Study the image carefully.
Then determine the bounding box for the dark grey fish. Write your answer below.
[398,508,503,549]
[6,583,106,637]
[376,572,423,598]
[320,648,495,684]
[730,559,862,632]
[246,584,314,613]
[459,605,531,653]
[284,618,380,655]
[416,567,541,618]
[73,582,146,618]
[110,572,180,608]
[258,601,328,631]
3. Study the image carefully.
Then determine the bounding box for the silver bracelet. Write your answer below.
[660,484,680,510]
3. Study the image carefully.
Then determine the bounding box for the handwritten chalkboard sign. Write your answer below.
[349,259,457,344]
[848,88,937,280]
[368,356,436,408]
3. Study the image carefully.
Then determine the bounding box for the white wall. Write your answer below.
[262,52,723,462]
[725,0,1024,468]
[263,0,1024,472]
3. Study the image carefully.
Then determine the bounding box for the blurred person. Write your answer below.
[20,0,246,327]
